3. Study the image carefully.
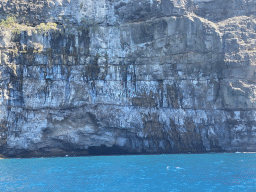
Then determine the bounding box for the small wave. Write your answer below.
[242,152,256,153]
[175,167,184,170]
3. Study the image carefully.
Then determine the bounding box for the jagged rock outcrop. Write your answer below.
[0,0,256,157]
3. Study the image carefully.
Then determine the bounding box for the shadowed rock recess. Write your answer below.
[0,0,256,158]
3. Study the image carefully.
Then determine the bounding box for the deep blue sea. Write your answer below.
[0,153,256,191]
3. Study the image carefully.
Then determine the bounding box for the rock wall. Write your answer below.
[0,0,256,157]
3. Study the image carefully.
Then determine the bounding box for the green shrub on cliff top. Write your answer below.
[36,22,58,33]
[0,16,58,34]
[0,16,16,28]
[0,16,21,34]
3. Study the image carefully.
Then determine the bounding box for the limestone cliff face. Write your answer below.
[0,0,256,157]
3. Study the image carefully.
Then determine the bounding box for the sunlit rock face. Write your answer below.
[0,0,256,157]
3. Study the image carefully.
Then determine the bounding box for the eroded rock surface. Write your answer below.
[0,0,256,157]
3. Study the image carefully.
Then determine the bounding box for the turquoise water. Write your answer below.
[0,153,256,191]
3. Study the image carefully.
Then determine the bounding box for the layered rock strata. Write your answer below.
[0,0,256,157]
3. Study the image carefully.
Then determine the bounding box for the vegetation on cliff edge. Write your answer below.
[0,16,58,34]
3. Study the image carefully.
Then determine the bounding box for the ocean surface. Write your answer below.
[0,153,256,191]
